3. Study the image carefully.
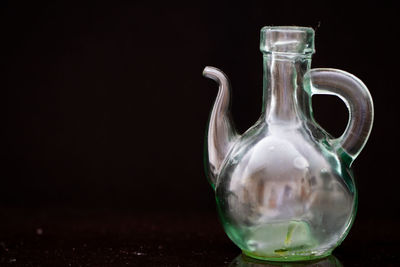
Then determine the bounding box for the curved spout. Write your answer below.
[203,66,239,188]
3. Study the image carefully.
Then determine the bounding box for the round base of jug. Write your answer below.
[242,249,332,262]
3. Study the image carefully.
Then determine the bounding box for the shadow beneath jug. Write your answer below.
[229,254,342,267]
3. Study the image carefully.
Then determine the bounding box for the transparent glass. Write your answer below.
[230,253,342,266]
[203,26,373,261]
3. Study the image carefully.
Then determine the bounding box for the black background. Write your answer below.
[2,1,400,266]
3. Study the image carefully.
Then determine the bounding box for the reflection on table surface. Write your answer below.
[229,254,342,267]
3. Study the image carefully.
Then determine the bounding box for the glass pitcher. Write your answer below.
[203,26,373,261]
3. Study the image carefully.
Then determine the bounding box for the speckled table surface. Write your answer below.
[1,208,399,266]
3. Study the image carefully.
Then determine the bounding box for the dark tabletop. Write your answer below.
[1,207,399,266]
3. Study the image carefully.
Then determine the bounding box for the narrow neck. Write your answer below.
[262,53,311,124]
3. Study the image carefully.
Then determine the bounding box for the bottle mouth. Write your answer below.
[260,26,315,55]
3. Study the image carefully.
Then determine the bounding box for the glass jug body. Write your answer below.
[203,26,373,261]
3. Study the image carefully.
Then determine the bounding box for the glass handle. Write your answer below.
[307,68,374,165]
